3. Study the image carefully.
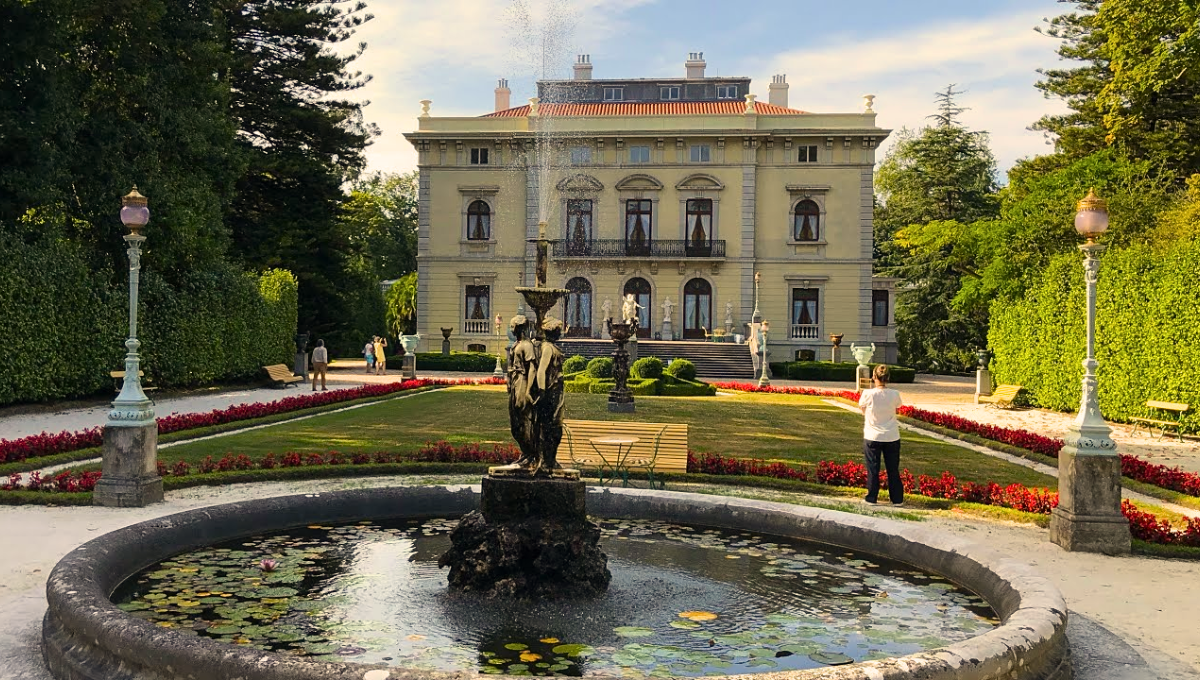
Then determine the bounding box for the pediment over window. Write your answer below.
[615,174,664,191]
[676,174,725,191]
[556,174,604,193]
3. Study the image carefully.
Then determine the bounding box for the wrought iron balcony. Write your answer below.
[551,239,726,259]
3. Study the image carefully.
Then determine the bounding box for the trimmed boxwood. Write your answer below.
[564,374,715,397]
[631,356,664,379]
[586,356,615,378]
[563,354,588,374]
[411,351,498,372]
[768,361,915,384]
[664,358,697,381]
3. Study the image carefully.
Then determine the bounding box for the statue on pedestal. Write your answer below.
[725,302,734,333]
[601,297,613,320]
[622,293,642,324]
[661,297,674,324]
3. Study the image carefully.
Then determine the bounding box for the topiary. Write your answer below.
[665,358,696,381]
[631,356,663,379]
[563,354,588,374]
[585,356,614,379]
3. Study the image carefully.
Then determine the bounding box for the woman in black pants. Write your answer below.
[858,364,904,505]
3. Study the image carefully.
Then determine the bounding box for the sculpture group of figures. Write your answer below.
[498,314,568,477]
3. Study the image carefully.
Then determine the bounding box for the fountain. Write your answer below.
[606,316,637,413]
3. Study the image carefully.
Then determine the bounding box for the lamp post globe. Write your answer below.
[1049,189,1129,554]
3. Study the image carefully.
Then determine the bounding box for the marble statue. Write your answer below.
[601,297,613,320]
[661,297,674,324]
[725,302,734,329]
[850,342,876,366]
[622,293,643,324]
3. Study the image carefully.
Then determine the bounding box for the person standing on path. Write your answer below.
[363,339,375,374]
[311,339,329,391]
[858,364,904,506]
[373,336,388,375]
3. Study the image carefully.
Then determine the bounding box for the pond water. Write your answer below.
[114,518,999,677]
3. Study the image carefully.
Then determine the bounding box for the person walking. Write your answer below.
[311,339,329,391]
[373,336,388,375]
[363,338,375,374]
[858,364,904,506]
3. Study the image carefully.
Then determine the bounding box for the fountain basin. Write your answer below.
[43,486,1070,680]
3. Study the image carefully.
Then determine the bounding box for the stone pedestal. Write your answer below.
[94,423,163,507]
[441,339,451,356]
[628,336,638,362]
[404,355,417,379]
[832,346,842,363]
[1050,433,1130,555]
[856,364,872,390]
[661,320,672,341]
[975,368,993,403]
[438,476,611,599]
[293,351,309,385]
[608,389,635,413]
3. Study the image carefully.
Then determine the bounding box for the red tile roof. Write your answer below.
[482,101,807,117]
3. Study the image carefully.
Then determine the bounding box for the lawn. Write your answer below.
[148,386,1057,489]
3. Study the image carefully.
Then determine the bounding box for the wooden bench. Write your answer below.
[264,364,303,388]
[1131,400,1189,442]
[109,370,156,392]
[977,384,1022,409]
[559,420,689,488]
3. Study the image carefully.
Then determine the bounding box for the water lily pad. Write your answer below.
[669,620,700,629]
[504,643,528,651]
[551,644,594,657]
[207,625,241,635]
[809,651,853,665]
[613,627,654,638]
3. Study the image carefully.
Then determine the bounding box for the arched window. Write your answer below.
[625,199,652,256]
[467,200,491,240]
[564,277,592,337]
[623,277,652,338]
[793,200,820,241]
[682,278,712,340]
[566,200,593,255]
[685,199,712,257]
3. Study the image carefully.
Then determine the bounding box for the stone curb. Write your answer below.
[42,486,1070,680]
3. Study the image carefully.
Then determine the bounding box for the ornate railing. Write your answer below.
[464,319,491,334]
[790,324,820,340]
[552,239,726,259]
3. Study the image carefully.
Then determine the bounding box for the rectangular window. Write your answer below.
[629,145,650,163]
[565,199,593,255]
[872,290,890,327]
[660,86,681,100]
[470,148,489,165]
[716,85,738,99]
[685,198,713,256]
[791,288,819,339]
[625,199,653,255]
[603,87,624,101]
[797,145,818,163]
[689,144,711,162]
[465,285,490,333]
[569,146,592,165]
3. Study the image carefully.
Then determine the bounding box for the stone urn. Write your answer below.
[830,333,844,347]
[400,334,421,355]
[439,327,453,356]
[850,342,876,367]
[976,349,992,370]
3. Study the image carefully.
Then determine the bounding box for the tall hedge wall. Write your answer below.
[989,240,1200,432]
[0,234,297,404]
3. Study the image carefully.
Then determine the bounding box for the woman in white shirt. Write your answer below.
[857,364,904,505]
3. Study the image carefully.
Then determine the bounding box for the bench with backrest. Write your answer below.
[559,419,688,488]
[1130,400,1190,442]
[264,364,303,388]
[977,384,1022,409]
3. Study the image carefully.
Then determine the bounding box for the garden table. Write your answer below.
[588,436,640,487]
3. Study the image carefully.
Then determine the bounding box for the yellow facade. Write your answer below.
[405,99,896,363]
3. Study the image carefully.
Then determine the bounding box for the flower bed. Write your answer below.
[0,377,504,466]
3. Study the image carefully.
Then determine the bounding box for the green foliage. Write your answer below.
[664,358,696,381]
[563,355,589,374]
[631,357,664,379]
[344,172,418,280]
[586,357,615,379]
[659,376,717,396]
[769,362,915,383]
[413,352,498,373]
[990,240,1200,432]
[563,375,714,397]
[385,272,418,338]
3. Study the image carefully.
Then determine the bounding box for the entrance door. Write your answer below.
[564,277,592,337]
[623,277,652,338]
[683,278,712,340]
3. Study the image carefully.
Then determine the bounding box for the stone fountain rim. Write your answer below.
[42,485,1069,680]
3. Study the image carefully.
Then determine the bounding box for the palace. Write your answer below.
[404,53,898,366]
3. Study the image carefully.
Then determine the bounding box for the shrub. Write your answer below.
[664,358,696,381]
[563,355,588,374]
[660,377,716,397]
[631,356,664,379]
[769,361,915,383]
[586,357,614,378]
[412,351,498,372]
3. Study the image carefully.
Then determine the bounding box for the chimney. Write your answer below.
[494,78,511,112]
[769,74,789,108]
[685,52,706,79]
[573,54,592,80]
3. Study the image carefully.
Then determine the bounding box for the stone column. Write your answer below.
[975,368,993,403]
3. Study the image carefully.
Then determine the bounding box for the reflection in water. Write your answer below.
[114,518,998,676]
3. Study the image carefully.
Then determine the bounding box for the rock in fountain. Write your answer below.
[439,222,612,599]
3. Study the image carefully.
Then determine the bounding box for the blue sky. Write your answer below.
[351,0,1071,176]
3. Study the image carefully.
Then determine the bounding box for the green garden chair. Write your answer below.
[624,425,668,490]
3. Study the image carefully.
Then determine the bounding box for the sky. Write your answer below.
[347,0,1073,178]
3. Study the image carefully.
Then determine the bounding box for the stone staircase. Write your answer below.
[559,339,756,379]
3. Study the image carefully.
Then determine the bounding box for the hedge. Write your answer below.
[563,355,588,374]
[990,240,1200,433]
[586,357,615,378]
[564,374,715,397]
[768,361,915,384]
[664,358,696,381]
[0,231,297,404]
[631,356,664,379]
[410,351,499,372]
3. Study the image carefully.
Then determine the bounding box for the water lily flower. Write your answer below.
[259,558,278,572]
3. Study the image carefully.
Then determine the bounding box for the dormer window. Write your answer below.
[470,148,489,165]
[603,87,624,101]
[660,86,681,100]
[716,85,738,99]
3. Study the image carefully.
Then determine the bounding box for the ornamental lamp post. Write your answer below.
[493,313,505,377]
[94,186,164,508]
[758,320,771,388]
[752,271,762,324]
[1048,189,1130,554]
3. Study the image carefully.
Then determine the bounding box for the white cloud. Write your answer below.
[746,11,1070,174]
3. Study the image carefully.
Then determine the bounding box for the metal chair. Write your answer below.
[563,424,604,485]
[624,425,668,490]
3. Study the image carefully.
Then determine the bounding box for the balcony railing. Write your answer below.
[790,324,820,340]
[552,239,726,259]
[464,319,491,334]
